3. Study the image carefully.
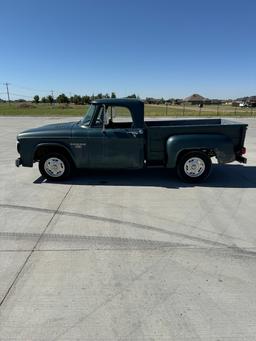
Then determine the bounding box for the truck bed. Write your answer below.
[145,118,247,162]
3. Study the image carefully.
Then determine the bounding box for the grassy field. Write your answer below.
[0,102,255,117]
[0,103,87,116]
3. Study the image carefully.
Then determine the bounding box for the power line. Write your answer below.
[11,83,52,94]
[11,83,66,94]
[11,93,33,98]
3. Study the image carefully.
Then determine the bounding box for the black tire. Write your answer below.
[176,151,212,183]
[39,153,71,180]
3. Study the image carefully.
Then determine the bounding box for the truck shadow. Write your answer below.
[34,164,256,189]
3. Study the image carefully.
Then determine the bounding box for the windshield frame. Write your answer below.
[80,104,97,126]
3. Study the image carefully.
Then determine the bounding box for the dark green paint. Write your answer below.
[16,99,248,170]
[166,134,235,168]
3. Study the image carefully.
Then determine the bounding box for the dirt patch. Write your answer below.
[17,103,36,109]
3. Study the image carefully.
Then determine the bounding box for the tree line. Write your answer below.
[32,93,183,106]
[33,92,119,105]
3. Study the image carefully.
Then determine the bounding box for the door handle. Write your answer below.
[127,130,143,137]
[127,131,139,137]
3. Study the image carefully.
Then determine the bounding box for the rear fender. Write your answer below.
[166,134,235,168]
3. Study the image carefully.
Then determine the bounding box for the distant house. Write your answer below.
[210,99,222,105]
[239,102,247,107]
[247,96,256,107]
[184,94,206,105]
[233,96,256,108]
[184,94,223,105]
[173,99,183,105]
[145,97,165,105]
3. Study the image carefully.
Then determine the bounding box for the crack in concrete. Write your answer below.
[0,186,73,308]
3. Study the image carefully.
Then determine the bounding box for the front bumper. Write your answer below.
[15,158,22,167]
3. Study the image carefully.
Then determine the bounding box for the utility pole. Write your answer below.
[3,82,10,105]
[51,90,54,106]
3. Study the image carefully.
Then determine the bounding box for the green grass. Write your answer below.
[0,103,88,116]
[0,102,255,117]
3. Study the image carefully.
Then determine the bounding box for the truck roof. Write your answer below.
[91,98,143,106]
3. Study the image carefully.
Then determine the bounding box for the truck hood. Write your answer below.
[17,121,77,139]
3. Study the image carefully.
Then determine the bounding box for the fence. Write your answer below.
[144,103,256,118]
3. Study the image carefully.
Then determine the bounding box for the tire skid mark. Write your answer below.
[0,246,256,257]
[0,203,240,249]
[0,231,191,249]
[82,196,251,245]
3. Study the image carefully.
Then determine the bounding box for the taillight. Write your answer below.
[240,147,246,155]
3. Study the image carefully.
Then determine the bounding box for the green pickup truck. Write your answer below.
[16,98,247,182]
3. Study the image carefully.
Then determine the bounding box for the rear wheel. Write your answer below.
[39,153,71,180]
[176,151,212,183]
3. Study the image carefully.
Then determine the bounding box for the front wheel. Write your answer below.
[39,153,71,180]
[176,151,212,183]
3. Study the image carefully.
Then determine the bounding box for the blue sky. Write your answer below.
[0,0,255,100]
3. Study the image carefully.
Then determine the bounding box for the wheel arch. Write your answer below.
[176,148,214,165]
[166,134,234,168]
[34,143,76,167]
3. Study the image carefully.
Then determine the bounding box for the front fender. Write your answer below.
[34,142,76,165]
[166,134,235,168]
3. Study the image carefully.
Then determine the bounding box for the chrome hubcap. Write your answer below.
[44,158,65,177]
[184,157,205,177]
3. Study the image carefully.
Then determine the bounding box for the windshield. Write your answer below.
[81,104,96,125]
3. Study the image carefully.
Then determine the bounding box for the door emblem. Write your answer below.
[70,143,87,149]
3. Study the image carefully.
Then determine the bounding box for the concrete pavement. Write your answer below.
[0,116,256,340]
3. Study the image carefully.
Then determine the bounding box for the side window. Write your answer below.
[106,106,133,129]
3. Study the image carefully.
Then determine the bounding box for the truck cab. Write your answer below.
[71,99,145,169]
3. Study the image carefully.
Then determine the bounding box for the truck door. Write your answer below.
[101,105,144,169]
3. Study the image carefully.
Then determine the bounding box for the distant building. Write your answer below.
[184,94,222,105]
[184,94,206,105]
[233,96,256,108]
[247,96,256,107]
[210,99,222,105]
[144,97,165,105]
[239,102,247,107]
